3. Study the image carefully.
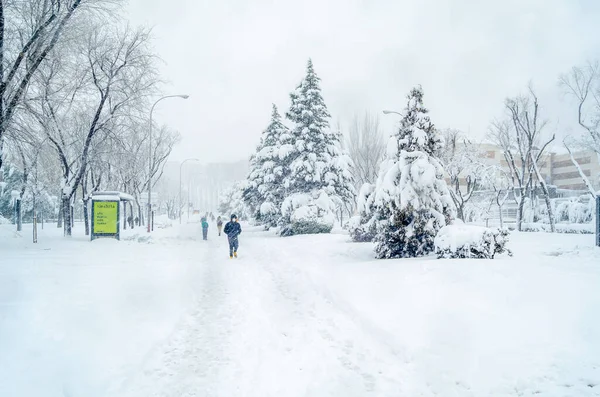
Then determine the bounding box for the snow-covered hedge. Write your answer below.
[520,223,594,234]
[280,191,335,236]
[434,221,511,259]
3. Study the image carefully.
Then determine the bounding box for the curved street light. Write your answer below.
[148,94,189,233]
[179,158,200,224]
[382,110,402,116]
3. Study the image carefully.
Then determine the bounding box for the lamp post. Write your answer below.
[147,94,189,233]
[179,158,200,224]
[382,110,402,116]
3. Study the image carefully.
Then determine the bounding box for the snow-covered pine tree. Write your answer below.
[348,182,377,242]
[243,104,289,228]
[373,86,455,258]
[219,181,249,220]
[279,59,355,236]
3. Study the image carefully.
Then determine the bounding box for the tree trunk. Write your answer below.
[57,200,63,228]
[139,204,144,226]
[456,203,465,222]
[83,199,90,236]
[16,199,22,232]
[531,153,555,232]
[516,189,525,232]
[62,196,72,237]
[123,201,127,230]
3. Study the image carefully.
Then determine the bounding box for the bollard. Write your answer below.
[33,212,38,243]
[596,196,600,247]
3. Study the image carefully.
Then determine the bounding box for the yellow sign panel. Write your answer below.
[93,201,119,234]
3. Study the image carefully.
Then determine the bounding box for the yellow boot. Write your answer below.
[234,252,238,258]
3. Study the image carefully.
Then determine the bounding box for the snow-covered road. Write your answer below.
[119,228,407,397]
[1,223,600,396]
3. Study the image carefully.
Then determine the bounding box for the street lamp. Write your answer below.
[148,94,189,233]
[382,110,402,116]
[179,158,200,224]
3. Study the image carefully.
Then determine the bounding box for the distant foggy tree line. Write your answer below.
[0,0,178,237]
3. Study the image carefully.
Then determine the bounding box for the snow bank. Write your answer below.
[435,221,511,259]
[153,214,173,229]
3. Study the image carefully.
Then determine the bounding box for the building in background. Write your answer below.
[476,143,600,192]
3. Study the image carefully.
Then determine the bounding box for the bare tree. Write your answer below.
[491,168,511,228]
[560,61,600,161]
[563,138,596,197]
[489,86,555,231]
[346,112,385,188]
[26,25,159,236]
[439,128,488,221]
[560,61,600,194]
[0,0,104,171]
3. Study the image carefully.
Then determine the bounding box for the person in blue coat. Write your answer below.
[201,217,209,240]
[223,214,242,258]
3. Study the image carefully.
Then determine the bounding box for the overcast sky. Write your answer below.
[125,0,600,164]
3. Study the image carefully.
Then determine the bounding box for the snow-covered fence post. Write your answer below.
[33,211,38,244]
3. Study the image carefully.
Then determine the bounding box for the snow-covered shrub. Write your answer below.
[520,223,594,234]
[435,221,511,259]
[0,215,10,225]
[348,183,377,242]
[154,214,173,229]
[280,191,335,236]
[372,86,455,259]
[555,197,593,224]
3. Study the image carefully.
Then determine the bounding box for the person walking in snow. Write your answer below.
[201,217,209,240]
[217,216,223,236]
[224,214,242,258]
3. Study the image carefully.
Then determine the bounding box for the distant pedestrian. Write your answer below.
[201,217,209,240]
[224,214,242,258]
[217,216,223,236]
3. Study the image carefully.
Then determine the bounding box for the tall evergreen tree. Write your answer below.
[284,59,333,193]
[279,59,355,234]
[373,86,455,258]
[243,104,290,228]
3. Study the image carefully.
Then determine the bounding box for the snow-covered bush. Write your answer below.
[348,183,377,242]
[555,197,593,224]
[435,221,511,259]
[280,191,335,236]
[0,215,10,225]
[154,214,173,229]
[372,86,455,259]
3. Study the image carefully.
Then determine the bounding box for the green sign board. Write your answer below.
[91,200,120,240]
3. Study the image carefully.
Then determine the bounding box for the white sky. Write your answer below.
[126,0,600,164]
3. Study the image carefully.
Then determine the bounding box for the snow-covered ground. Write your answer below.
[1,222,599,396]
